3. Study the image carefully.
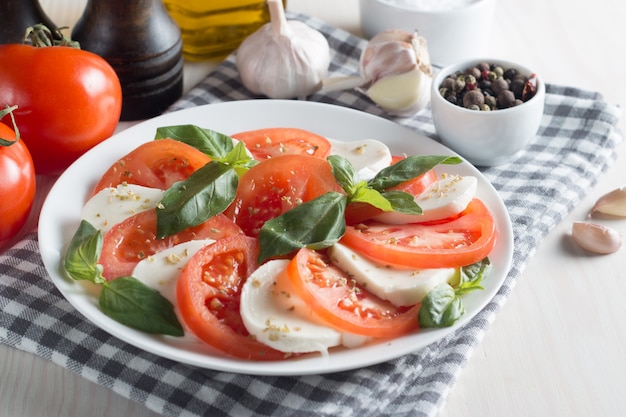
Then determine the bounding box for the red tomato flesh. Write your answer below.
[99,210,242,280]
[92,139,211,194]
[176,234,288,360]
[224,154,343,236]
[287,248,420,338]
[231,127,332,160]
[341,198,497,269]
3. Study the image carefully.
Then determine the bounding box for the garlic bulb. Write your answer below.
[590,185,626,217]
[236,0,330,99]
[571,221,623,254]
[322,29,433,115]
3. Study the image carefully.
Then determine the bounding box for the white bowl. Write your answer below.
[359,0,496,66]
[430,58,546,167]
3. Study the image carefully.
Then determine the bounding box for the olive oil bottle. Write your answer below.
[162,0,287,61]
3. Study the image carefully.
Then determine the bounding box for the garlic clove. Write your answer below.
[235,0,330,99]
[366,68,431,115]
[590,185,626,217]
[571,221,623,254]
[319,29,433,115]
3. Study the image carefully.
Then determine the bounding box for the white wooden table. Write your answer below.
[2,1,625,416]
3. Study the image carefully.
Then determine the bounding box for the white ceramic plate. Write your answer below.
[39,100,513,376]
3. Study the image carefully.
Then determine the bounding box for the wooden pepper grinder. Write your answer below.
[72,0,183,121]
[0,0,57,44]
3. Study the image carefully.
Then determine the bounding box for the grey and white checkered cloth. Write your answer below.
[0,13,623,417]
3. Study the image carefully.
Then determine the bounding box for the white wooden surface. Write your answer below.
[2,1,625,416]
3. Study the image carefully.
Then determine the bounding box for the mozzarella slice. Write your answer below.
[82,183,165,233]
[376,174,477,224]
[241,260,352,355]
[328,243,458,306]
[328,138,392,181]
[131,239,215,342]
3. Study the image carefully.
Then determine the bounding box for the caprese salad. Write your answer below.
[64,125,496,361]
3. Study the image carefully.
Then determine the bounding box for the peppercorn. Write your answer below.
[510,77,525,99]
[464,66,481,80]
[463,89,485,109]
[491,78,509,95]
[441,76,455,90]
[485,95,497,109]
[453,77,466,92]
[479,79,492,91]
[476,62,490,72]
[497,90,516,108]
[503,68,517,81]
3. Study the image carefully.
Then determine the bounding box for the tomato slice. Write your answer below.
[224,154,343,236]
[99,210,242,280]
[231,127,332,160]
[287,248,420,338]
[92,139,211,194]
[176,234,288,360]
[344,168,439,225]
[341,198,497,269]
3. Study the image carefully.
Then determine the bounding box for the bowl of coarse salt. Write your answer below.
[359,0,496,66]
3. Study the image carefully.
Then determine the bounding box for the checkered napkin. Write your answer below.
[1,12,623,417]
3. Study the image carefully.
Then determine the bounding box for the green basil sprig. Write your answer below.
[329,154,461,215]
[153,125,257,238]
[64,220,184,337]
[418,257,491,328]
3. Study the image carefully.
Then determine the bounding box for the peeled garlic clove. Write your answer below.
[590,185,626,217]
[236,0,330,99]
[360,30,433,114]
[571,221,623,254]
[366,68,431,115]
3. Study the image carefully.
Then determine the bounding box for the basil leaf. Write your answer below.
[350,183,393,211]
[418,283,465,328]
[380,190,422,214]
[369,155,462,191]
[328,154,358,193]
[156,161,238,238]
[100,277,183,337]
[155,124,233,159]
[456,257,491,296]
[64,220,105,284]
[258,192,347,263]
[221,141,258,175]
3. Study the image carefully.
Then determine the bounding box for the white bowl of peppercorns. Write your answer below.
[430,58,545,167]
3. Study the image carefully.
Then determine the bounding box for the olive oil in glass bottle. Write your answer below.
[162,0,287,61]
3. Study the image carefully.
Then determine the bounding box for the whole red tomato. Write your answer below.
[0,108,36,251]
[0,31,122,176]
